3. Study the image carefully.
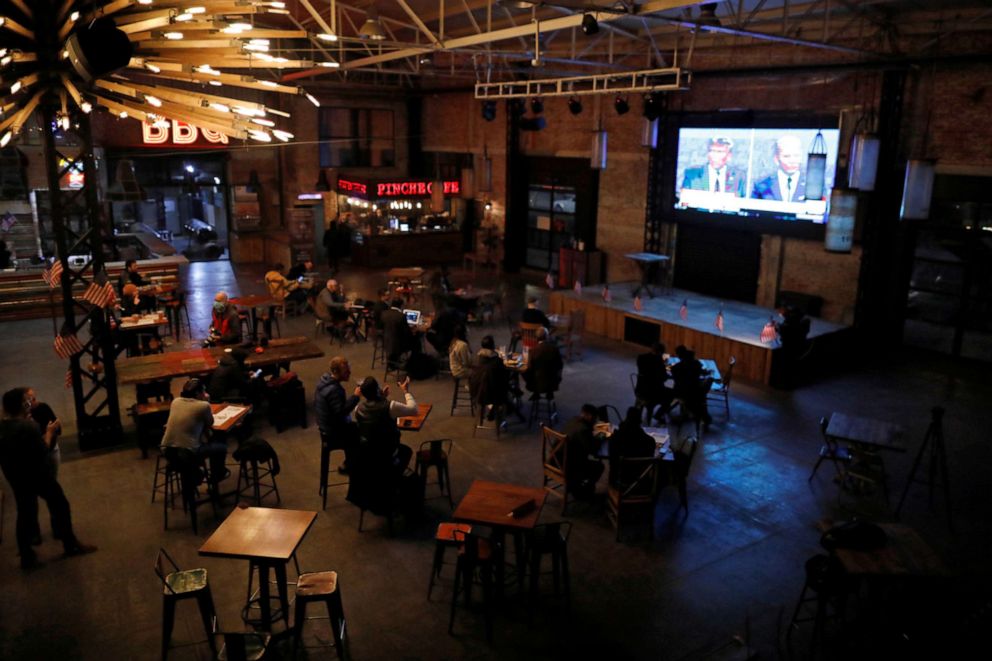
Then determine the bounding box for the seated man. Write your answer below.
[161,378,228,485]
[286,259,314,282]
[636,342,674,422]
[350,377,419,514]
[563,403,606,498]
[608,406,658,487]
[118,259,156,311]
[671,346,712,426]
[209,291,241,345]
[380,298,419,363]
[315,278,353,336]
[521,296,552,328]
[314,356,360,473]
[207,348,260,404]
[523,327,563,397]
[265,262,307,307]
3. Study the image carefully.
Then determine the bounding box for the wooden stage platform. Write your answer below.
[548,283,852,386]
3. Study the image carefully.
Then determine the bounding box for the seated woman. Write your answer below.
[608,406,658,487]
[448,325,474,380]
[264,262,307,307]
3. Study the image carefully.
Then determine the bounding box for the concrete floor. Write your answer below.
[1,261,990,660]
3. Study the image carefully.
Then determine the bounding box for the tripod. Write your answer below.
[895,406,952,530]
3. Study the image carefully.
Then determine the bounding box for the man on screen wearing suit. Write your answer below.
[681,137,747,198]
[752,135,806,202]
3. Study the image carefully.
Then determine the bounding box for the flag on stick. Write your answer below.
[545,272,555,289]
[601,285,612,303]
[43,259,63,289]
[82,270,117,308]
[715,306,725,333]
[53,323,85,359]
[679,299,688,321]
[64,369,74,389]
[573,280,582,295]
[633,295,643,311]
[760,318,779,343]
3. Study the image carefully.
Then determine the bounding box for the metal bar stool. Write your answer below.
[416,439,454,509]
[292,570,348,658]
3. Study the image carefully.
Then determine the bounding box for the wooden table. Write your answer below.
[387,267,424,281]
[210,403,252,433]
[834,524,949,578]
[826,413,907,453]
[230,295,278,341]
[397,403,432,432]
[453,480,547,597]
[119,313,170,332]
[117,336,325,384]
[199,507,317,630]
[624,252,670,299]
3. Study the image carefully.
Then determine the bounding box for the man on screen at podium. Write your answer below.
[681,137,747,197]
[752,135,806,202]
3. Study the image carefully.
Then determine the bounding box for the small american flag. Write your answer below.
[633,295,643,311]
[0,211,16,232]
[760,318,778,343]
[679,299,688,321]
[573,280,582,295]
[545,272,555,289]
[43,259,63,289]
[53,323,85,359]
[715,307,725,333]
[82,269,117,308]
[601,285,611,303]
[64,369,74,389]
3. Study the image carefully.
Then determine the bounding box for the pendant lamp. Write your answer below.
[805,131,828,200]
[591,130,608,170]
[825,187,857,253]
[900,159,936,220]
[848,132,880,191]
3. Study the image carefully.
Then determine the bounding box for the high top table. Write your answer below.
[199,506,317,630]
[624,252,670,299]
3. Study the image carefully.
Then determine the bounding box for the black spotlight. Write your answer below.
[642,93,662,121]
[581,14,599,35]
[530,97,544,114]
[567,97,583,115]
[509,99,527,117]
[614,95,630,115]
[481,100,497,122]
[65,16,133,82]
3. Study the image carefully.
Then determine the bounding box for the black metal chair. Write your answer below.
[809,416,852,482]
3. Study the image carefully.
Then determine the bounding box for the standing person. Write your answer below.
[1,387,97,570]
[681,136,747,197]
[25,388,61,478]
[751,135,806,202]
[314,357,360,474]
[209,291,242,345]
[160,379,228,485]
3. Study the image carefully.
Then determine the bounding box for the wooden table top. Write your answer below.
[452,288,494,300]
[388,267,425,280]
[397,403,432,432]
[199,507,317,562]
[210,403,252,432]
[117,336,325,384]
[834,524,950,578]
[827,412,907,452]
[230,294,277,308]
[453,480,547,531]
[119,316,170,331]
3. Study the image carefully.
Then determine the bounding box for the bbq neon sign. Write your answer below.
[142,120,229,145]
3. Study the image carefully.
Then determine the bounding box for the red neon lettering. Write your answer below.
[142,122,168,144]
[172,121,197,144]
[376,183,386,196]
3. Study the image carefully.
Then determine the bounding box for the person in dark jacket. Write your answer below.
[380,298,419,362]
[521,297,551,328]
[635,342,673,422]
[1,388,97,570]
[608,406,658,487]
[671,346,712,425]
[562,403,605,498]
[470,335,512,424]
[314,357,360,472]
[426,304,464,355]
[208,348,259,403]
[523,327,563,397]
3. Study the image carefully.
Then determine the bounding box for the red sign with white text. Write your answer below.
[337,178,367,195]
[336,178,460,198]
